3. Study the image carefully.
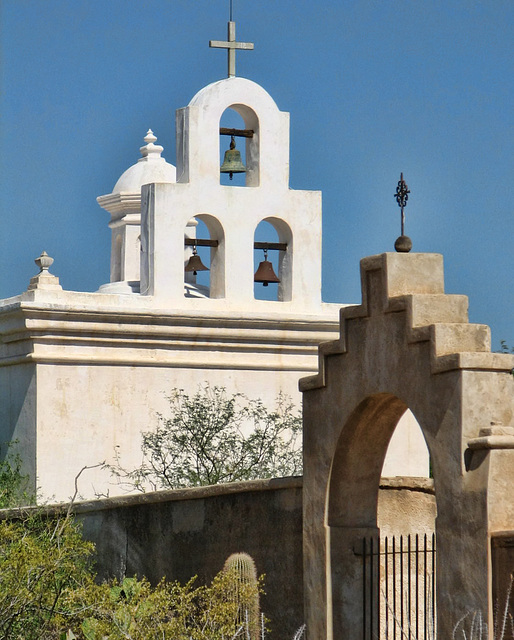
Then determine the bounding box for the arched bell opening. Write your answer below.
[184,214,225,299]
[219,104,259,187]
[327,394,437,640]
[253,217,292,302]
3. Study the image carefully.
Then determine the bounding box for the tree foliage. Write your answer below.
[0,521,262,640]
[0,442,267,639]
[107,385,302,492]
[499,340,514,354]
[0,448,95,638]
[0,443,33,508]
[0,511,95,639]
[0,397,303,638]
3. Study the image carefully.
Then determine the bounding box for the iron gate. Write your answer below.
[360,534,436,640]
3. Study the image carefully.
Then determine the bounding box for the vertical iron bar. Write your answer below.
[432,533,436,635]
[408,535,412,640]
[400,535,404,635]
[415,534,419,640]
[393,536,397,640]
[363,537,367,640]
[385,536,389,640]
[369,537,375,640]
[376,537,380,640]
[423,534,427,640]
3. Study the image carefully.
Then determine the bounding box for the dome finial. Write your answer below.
[140,129,164,160]
[144,129,157,145]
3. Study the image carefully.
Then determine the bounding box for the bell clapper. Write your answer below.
[229,137,235,180]
[263,249,269,286]
[192,246,198,275]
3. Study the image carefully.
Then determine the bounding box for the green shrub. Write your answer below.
[68,568,262,639]
[0,511,95,639]
[0,502,263,639]
[0,442,33,508]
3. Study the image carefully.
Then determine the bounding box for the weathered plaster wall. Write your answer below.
[76,478,304,640]
[381,410,430,477]
[300,252,514,640]
[66,477,435,640]
[0,363,36,480]
[377,478,436,536]
[35,362,305,500]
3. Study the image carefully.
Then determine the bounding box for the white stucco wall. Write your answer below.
[35,362,305,500]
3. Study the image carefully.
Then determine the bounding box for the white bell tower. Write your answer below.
[140,76,324,313]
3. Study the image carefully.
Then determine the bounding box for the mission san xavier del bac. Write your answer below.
[1,10,514,640]
[0,15,428,503]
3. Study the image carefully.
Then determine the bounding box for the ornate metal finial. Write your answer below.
[209,1,254,78]
[393,173,412,253]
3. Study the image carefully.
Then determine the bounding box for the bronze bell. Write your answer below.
[220,136,246,180]
[254,249,280,287]
[185,247,209,276]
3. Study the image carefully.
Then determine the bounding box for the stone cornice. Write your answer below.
[467,425,514,450]
[97,192,141,221]
[0,298,340,369]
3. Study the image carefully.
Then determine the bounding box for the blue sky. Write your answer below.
[1,0,512,348]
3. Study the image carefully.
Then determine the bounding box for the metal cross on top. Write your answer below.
[209,3,254,78]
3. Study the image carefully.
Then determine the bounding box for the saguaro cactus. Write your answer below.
[223,552,260,639]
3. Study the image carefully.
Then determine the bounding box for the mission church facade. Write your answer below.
[0,23,427,502]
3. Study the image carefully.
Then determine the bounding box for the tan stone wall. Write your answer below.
[378,478,436,537]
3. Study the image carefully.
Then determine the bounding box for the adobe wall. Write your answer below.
[0,475,435,638]
[67,476,434,640]
[300,252,514,640]
[76,477,304,640]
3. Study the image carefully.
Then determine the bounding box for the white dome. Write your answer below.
[112,130,176,194]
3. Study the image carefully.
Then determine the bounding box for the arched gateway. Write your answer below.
[300,252,514,640]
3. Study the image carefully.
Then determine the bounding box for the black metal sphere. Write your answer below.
[394,235,413,253]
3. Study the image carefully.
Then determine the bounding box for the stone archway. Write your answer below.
[300,252,514,640]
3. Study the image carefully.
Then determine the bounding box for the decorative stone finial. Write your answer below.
[394,173,412,253]
[27,251,62,291]
[35,250,54,273]
[144,129,157,144]
[139,129,164,160]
